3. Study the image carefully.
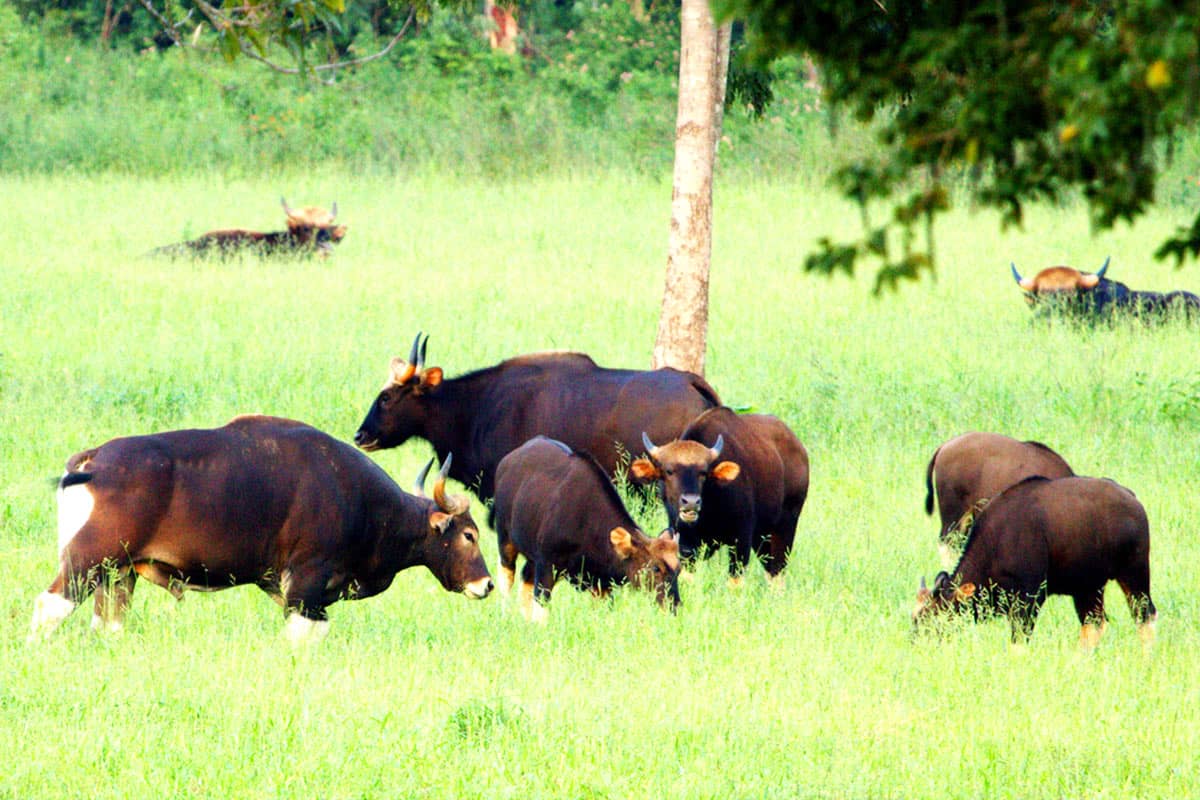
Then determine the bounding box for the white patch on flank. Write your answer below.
[57,475,95,557]
[463,577,493,599]
[28,591,77,641]
[285,612,330,645]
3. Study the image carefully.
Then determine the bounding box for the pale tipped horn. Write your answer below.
[710,434,725,459]
[281,196,294,216]
[432,453,467,514]
[417,334,429,372]
[329,201,338,219]
[407,332,423,365]
[641,432,658,457]
[920,575,927,591]
[413,457,434,496]
[1010,262,1023,285]
[1095,255,1110,279]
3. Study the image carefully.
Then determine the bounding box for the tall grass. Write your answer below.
[2,172,1200,798]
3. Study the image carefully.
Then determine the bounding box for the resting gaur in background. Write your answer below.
[29,415,492,644]
[924,431,1074,568]
[151,197,348,258]
[492,436,681,622]
[354,332,720,501]
[631,406,810,585]
[1011,256,1200,317]
[912,476,1156,649]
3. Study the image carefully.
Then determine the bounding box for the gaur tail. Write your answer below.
[924,446,940,515]
[690,375,722,408]
[59,471,94,489]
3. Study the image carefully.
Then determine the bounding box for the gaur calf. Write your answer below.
[492,436,681,621]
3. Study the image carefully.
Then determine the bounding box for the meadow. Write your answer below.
[2,170,1200,799]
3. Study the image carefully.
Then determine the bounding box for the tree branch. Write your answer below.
[138,0,189,45]
[172,0,414,80]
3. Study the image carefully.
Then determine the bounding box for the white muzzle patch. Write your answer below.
[678,509,699,524]
[57,476,95,557]
[463,577,493,599]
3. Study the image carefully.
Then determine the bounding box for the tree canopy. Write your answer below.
[714,0,1200,290]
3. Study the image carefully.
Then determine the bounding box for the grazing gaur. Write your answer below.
[630,407,809,583]
[151,197,348,258]
[924,431,1074,567]
[353,333,721,501]
[492,436,681,621]
[912,476,1156,648]
[29,415,492,643]
[1011,256,1200,317]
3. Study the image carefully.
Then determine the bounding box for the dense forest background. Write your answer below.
[0,0,856,178]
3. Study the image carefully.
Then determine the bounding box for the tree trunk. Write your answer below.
[652,0,730,377]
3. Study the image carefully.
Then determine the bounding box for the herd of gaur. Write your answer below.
[31,225,1190,648]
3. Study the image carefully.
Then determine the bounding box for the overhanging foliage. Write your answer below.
[714,0,1200,290]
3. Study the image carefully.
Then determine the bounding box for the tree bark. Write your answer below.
[652,0,730,377]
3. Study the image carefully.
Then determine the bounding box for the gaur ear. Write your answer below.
[711,461,740,483]
[390,357,416,386]
[429,510,452,533]
[417,367,443,392]
[629,458,660,484]
[610,527,636,559]
[955,583,976,601]
[1078,273,1101,290]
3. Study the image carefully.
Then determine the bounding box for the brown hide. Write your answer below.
[924,432,1074,545]
[632,407,809,580]
[914,476,1155,644]
[152,199,346,258]
[33,415,490,639]
[492,436,680,614]
[354,333,721,500]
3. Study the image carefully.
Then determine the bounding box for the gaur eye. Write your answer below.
[464,531,476,543]
[665,468,674,476]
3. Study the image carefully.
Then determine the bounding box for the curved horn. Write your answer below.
[641,432,658,457]
[407,332,423,365]
[281,196,294,216]
[432,454,467,514]
[413,457,434,496]
[417,334,429,372]
[710,434,724,459]
[329,201,338,219]
[1010,262,1023,285]
[1095,255,1110,279]
[920,575,927,591]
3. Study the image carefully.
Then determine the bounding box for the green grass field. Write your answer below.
[2,172,1200,799]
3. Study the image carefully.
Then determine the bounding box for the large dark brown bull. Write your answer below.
[492,436,681,621]
[912,476,1156,648]
[924,431,1074,567]
[630,407,809,584]
[353,333,721,501]
[152,198,348,258]
[29,415,492,643]
[1011,256,1200,318]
